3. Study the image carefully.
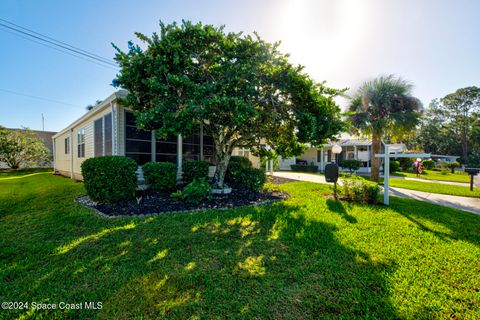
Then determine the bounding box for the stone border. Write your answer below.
[75,195,287,219]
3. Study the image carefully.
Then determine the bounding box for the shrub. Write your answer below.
[340,159,361,173]
[171,178,211,203]
[182,160,210,184]
[340,175,380,204]
[447,161,461,173]
[226,161,266,192]
[399,158,414,171]
[290,164,318,173]
[422,159,435,170]
[229,156,252,169]
[81,156,137,203]
[143,162,177,190]
[389,160,400,173]
[440,169,450,175]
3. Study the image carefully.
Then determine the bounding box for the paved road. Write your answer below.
[273,171,480,215]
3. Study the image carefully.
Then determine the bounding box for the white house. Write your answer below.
[278,137,406,173]
[52,91,259,180]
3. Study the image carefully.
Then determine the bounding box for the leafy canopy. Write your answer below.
[112,21,344,158]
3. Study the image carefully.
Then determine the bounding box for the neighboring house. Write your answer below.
[52,90,259,180]
[0,128,56,169]
[278,138,407,173]
[430,154,460,164]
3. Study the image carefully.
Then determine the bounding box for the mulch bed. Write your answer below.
[268,176,297,185]
[77,188,288,218]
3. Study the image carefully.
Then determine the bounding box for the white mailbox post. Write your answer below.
[375,141,430,205]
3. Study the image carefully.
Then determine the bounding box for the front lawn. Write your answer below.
[1,172,480,319]
[393,170,470,183]
[385,178,480,198]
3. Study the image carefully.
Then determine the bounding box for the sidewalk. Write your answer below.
[390,175,469,187]
[273,171,480,215]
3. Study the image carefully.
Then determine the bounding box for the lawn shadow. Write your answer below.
[326,198,357,223]
[389,196,480,247]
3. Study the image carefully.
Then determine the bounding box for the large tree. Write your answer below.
[0,126,50,169]
[112,21,344,189]
[348,75,422,182]
[440,86,480,162]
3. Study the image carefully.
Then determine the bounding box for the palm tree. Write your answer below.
[348,75,422,182]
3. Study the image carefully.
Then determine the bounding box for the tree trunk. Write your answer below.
[212,137,232,190]
[370,134,381,182]
[461,126,468,163]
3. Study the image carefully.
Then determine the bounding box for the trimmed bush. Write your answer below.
[229,156,252,169]
[340,175,380,204]
[143,162,177,190]
[422,159,435,170]
[182,160,210,184]
[340,159,361,173]
[171,178,211,203]
[290,164,318,173]
[389,160,400,173]
[225,158,266,192]
[447,161,461,173]
[399,158,414,171]
[81,156,137,203]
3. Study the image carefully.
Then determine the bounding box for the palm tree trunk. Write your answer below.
[371,134,381,182]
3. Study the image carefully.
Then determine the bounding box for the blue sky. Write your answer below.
[1,0,479,132]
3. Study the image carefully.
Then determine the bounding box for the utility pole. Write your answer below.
[42,113,44,131]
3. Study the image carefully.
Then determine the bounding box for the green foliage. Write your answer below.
[399,158,415,171]
[340,159,361,173]
[422,159,435,170]
[290,164,318,173]
[340,175,380,204]
[446,161,461,173]
[0,126,50,169]
[182,160,210,184]
[171,178,211,203]
[81,156,137,203]
[142,162,177,190]
[112,20,344,188]
[225,158,266,191]
[389,160,400,173]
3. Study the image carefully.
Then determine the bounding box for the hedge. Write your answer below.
[143,162,177,190]
[226,157,266,192]
[290,164,318,173]
[182,160,210,184]
[81,156,137,203]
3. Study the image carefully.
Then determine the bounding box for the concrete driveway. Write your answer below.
[273,171,480,215]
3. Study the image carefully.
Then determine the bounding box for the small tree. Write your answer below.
[0,126,50,169]
[113,21,344,189]
[340,159,361,174]
[447,161,461,174]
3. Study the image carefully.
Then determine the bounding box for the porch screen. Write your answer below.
[125,111,152,165]
[94,113,112,157]
[156,134,177,163]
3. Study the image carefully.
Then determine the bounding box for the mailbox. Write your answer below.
[465,168,480,191]
[325,163,339,183]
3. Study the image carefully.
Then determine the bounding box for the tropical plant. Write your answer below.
[0,126,50,169]
[348,75,422,181]
[112,20,344,190]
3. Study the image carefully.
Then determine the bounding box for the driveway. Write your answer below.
[273,171,480,215]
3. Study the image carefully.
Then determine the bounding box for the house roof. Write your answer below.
[324,139,371,147]
[52,90,128,139]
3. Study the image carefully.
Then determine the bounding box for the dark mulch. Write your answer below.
[268,176,297,185]
[89,188,288,217]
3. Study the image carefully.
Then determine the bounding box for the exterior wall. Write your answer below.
[117,104,126,156]
[53,104,118,180]
[231,147,261,169]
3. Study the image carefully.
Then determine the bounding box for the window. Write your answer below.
[94,113,112,157]
[94,118,103,157]
[317,150,321,162]
[125,111,152,165]
[327,149,332,162]
[238,147,250,159]
[156,133,177,163]
[77,128,85,158]
[183,132,201,161]
[64,137,70,154]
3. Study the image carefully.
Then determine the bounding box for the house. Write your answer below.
[52,90,259,180]
[0,128,56,169]
[278,138,406,173]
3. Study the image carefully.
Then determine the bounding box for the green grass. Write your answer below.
[1,172,480,319]
[385,178,480,198]
[393,170,470,183]
[0,167,52,178]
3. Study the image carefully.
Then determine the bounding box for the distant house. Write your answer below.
[278,138,407,173]
[52,91,259,180]
[0,128,56,169]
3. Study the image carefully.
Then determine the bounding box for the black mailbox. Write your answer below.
[465,168,479,191]
[325,163,339,183]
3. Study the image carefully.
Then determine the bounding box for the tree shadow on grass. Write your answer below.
[326,198,357,223]
[2,191,397,319]
[388,196,480,247]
